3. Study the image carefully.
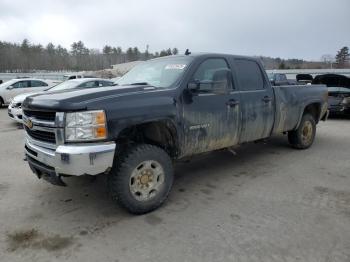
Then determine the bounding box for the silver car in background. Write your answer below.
[8,78,114,123]
[0,78,58,107]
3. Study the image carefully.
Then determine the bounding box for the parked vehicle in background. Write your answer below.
[63,74,95,81]
[296,74,313,85]
[22,53,328,214]
[267,73,296,86]
[8,78,114,123]
[0,78,57,107]
[312,74,350,115]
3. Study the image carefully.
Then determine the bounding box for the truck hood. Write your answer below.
[22,85,167,111]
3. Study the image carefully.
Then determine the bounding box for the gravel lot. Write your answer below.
[0,108,349,262]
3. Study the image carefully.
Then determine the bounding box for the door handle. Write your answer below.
[262,96,272,103]
[226,99,240,107]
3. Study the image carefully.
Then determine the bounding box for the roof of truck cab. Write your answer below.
[151,53,261,61]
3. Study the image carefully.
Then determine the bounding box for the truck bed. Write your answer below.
[272,84,328,134]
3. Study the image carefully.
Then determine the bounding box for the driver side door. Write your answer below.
[181,58,241,156]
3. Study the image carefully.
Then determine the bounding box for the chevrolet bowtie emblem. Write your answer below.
[24,118,33,129]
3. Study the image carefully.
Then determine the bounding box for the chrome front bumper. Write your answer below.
[25,135,116,179]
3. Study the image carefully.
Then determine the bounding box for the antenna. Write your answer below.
[185,49,191,55]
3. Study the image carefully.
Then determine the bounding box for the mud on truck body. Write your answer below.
[22,53,329,214]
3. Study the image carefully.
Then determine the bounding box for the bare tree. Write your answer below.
[321,54,335,69]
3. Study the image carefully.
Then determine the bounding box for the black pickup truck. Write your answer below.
[22,53,328,214]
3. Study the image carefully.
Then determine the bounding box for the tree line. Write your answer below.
[0,39,349,72]
[0,39,179,72]
[262,46,350,70]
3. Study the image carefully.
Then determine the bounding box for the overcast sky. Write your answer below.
[0,0,349,60]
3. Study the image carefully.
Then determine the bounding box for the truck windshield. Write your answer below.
[117,56,193,88]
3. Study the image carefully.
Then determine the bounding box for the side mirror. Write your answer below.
[6,85,14,90]
[187,81,200,93]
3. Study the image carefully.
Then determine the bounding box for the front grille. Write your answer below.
[25,126,56,144]
[23,110,56,122]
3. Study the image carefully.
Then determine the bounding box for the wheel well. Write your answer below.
[116,121,179,158]
[303,103,321,123]
[0,96,4,104]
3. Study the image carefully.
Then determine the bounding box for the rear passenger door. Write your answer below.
[233,59,274,143]
[29,80,49,92]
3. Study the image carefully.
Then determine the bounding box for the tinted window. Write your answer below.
[78,81,99,88]
[98,81,113,87]
[279,74,287,81]
[235,59,264,90]
[192,58,231,92]
[13,81,30,88]
[31,80,48,87]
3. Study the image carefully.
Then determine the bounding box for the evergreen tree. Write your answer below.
[0,39,180,71]
[335,46,349,68]
[126,47,134,61]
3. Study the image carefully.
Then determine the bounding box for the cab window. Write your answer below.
[192,58,232,93]
[235,59,265,90]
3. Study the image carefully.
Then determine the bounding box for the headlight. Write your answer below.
[65,110,107,141]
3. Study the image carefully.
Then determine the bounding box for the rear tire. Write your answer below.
[0,97,3,108]
[288,114,316,149]
[109,144,174,214]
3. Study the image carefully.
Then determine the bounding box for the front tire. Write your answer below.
[288,114,316,149]
[109,144,174,214]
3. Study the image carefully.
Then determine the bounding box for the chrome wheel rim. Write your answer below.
[301,121,313,145]
[129,160,165,201]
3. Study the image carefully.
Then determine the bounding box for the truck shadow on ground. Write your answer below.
[8,134,310,253]
[34,135,292,220]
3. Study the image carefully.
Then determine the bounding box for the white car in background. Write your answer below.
[63,74,95,80]
[8,78,114,123]
[0,78,58,107]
